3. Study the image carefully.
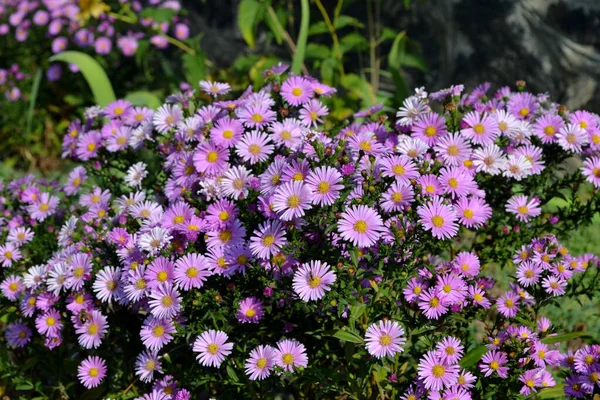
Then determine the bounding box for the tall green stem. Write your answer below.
[291,0,310,75]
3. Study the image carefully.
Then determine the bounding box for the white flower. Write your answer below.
[221,166,251,200]
[472,144,506,175]
[47,262,69,295]
[396,96,430,126]
[502,154,532,180]
[137,227,172,255]
[124,162,148,188]
[23,265,48,289]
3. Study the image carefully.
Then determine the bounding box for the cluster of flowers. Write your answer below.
[0,0,190,83]
[0,63,26,101]
[1,66,600,399]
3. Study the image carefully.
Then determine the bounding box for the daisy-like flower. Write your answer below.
[76,131,102,161]
[396,96,430,126]
[236,103,276,129]
[237,297,264,323]
[508,92,538,119]
[581,156,600,188]
[281,76,313,106]
[0,243,21,267]
[274,339,308,372]
[417,350,460,391]
[200,80,231,97]
[472,144,506,175]
[140,316,175,351]
[495,109,520,136]
[148,283,181,319]
[249,220,288,259]
[7,226,34,247]
[193,330,233,368]
[454,197,491,228]
[219,165,251,200]
[542,276,567,296]
[75,310,108,349]
[77,356,107,389]
[557,123,589,153]
[365,320,406,358]
[338,205,385,248]
[272,181,312,221]
[153,104,183,133]
[270,118,303,149]
[379,154,420,183]
[417,197,458,240]
[412,112,448,146]
[305,166,343,206]
[245,345,276,380]
[438,166,475,199]
[418,288,449,319]
[292,260,337,301]
[436,336,464,365]
[519,369,541,396]
[502,154,532,180]
[461,111,500,146]
[138,227,173,255]
[496,291,520,318]
[92,266,122,303]
[480,350,509,378]
[125,162,148,188]
[381,181,414,212]
[27,192,60,222]
[174,253,212,290]
[533,114,564,144]
[516,261,541,287]
[135,350,163,383]
[397,137,429,159]
[64,166,87,195]
[434,133,472,167]
[236,130,274,164]
[35,308,62,337]
[1,275,23,300]
[210,117,243,148]
[193,142,229,176]
[505,195,541,222]
[5,321,32,348]
[299,99,328,128]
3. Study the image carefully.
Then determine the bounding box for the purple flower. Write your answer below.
[77,356,106,389]
[365,320,406,358]
[193,330,233,367]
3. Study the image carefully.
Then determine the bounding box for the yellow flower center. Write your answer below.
[432,365,445,378]
[392,192,403,203]
[223,129,233,139]
[447,145,459,156]
[145,360,155,371]
[519,108,529,117]
[463,209,474,219]
[87,323,99,335]
[445,346,455,355]
[47,317,56,326]
[291,87,302,97]
[262,234,275,246]
[425,126,437,137]
[74,267,84,279]
[152,326,164,337]
[505,299,514,308]
[293,172,304,181]
[251,113,263,123]
[580,121,588,129]
[157,271,168,282]
[448,178,458,188]
[287,195,301,208]
[392,164,405,176]
[39,203,49,212]
[308,275,321,288]
[135,279,146,290]
[208,343,219,354]
[490,361,499,370]
[354,220,368,233]
[544,126,555,136]
[88,368,99,377]
[174,215,185,224]
[186,267,199,278]
[256,358,268,369]
[280,131,292,140]
[432,215,444,227]
[248,144,261,155]
[8,283,18,291]
[206,151,219,163]
[219,230,232,242]
[282,353,294,365]
[517,206,528,215]
[245,308,256,317]
[473,124,485,135]
[429,297,440,307]
[498,121,508,132]
[360,141,372,151]
[87,143,96,152]
[379,334,392,346]
[161,296,173,307]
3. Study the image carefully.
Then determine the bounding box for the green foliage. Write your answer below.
[49,51,117,107]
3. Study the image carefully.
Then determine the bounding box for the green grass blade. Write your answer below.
[124,91,162,109]
[26,68,43,135]
[49,51,116,107]
[291,0,310,75]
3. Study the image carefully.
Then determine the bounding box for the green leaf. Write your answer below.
[15,382,34,391]
[49,51,116,107]
[125,91,162,109]
[324,222,338,235]
[320,57,337,85]
[26,68,43,135]
[459,345,488,368]
[349,248,359,267]
[335,15,364,29]
[541,331,591,344]
[305,43,331,60]
[226,365,239,382]
[140,7,177,23]
[291,0,310,75]
[388,31,409,106]
[182,51,207,86]
[238,0,263,48]
[333,329,363,344]
[339,32,369,54]
[308,21,329,36]
[399,52,428,71]
[537,385,565,399]
[264,7,286,45]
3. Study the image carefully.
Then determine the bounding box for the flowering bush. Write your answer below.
[1,67,600,399]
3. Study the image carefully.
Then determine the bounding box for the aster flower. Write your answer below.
[0,243,21,267]
[292,260,337,301]
[236,130,274,164]
[78,356,106,389]
[281,76,313,106]
[92,266,122,303]
[541,276,567,296]
[381,181,414,212]
[5,321,32,348]
[461,111,500,146]
[417,350,460,391]
[434,133,472,167]
[35,308,62,337]
[418,288,449,319]
[245,345,276,380]
[365,320,406,358]
[496,291,520,318]
[125,162,148,188]
[270,118,304,149]
[138,227,173,255]
[396,96,430,126]
[416,197,458,240]
[193,142,229,176]
[557,123,588,153]
[135,350,163,383]
[249,220,288,259]
[272,181,312,221]
[533,114,564,144]
[338,205,384,247]
[1,275,23,300]
[436,337,464,365]
[412,112,448,146]
[305,166,344,206]
[379,154,420,183]
[237,297,264,323]
[454,197,491,228]
[505,195,541,222]
[140,316,175,351]
[581,156,600,188]
[274,339,308,372]
[480,350,509,378]
[174,253,212,290]
[148,283,181,319]
[27,192,60,222]
[236,103,276,129]
[503,154,532,180]
[153,104,183,133]
[75,310,108,349]
[210,116,243,148]
[193,330,233,367]
[299,99,328,128]
[200,80,231,97]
